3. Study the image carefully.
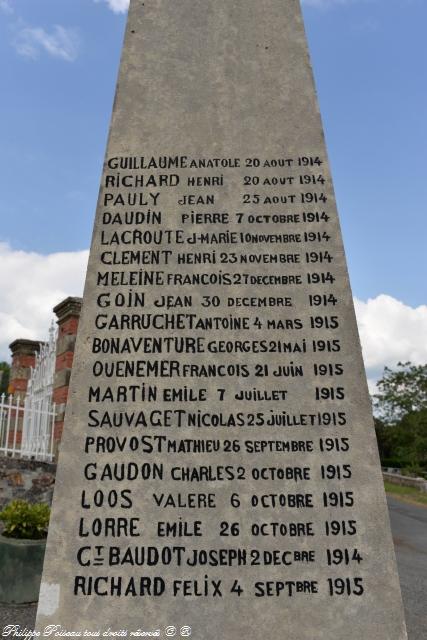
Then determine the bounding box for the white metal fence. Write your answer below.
[21,323,57,461]
[0,394,56,462]
[0,321,57,463]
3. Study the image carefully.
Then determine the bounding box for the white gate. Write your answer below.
[21,322,57,461]
[0,394,56,462]
[0,322,57,462]
[0,394,24,458]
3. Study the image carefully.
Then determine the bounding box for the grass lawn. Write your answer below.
[384,480,427,507]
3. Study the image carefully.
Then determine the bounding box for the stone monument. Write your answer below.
[36,1,407,638]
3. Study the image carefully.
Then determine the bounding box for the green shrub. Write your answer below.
[0,500,50,539]
[381,458,405,469]
[401,466,427,479]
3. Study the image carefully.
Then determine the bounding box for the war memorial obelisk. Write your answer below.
[36,1,407,637]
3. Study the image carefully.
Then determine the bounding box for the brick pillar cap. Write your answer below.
[9,339,43,356]
[54,297,83,323]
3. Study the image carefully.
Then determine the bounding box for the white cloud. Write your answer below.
[1,244,426,395]
[14,25,79,62]
[0,243,88,360]
[354,295,427,386]
[0,0,13,14]
[95,0,129,13]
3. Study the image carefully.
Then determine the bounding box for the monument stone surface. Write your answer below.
[37,0,407,637]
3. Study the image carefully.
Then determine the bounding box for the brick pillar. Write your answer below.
[53,297,82,458]
[8,339,42,400]
[7,339,42,449]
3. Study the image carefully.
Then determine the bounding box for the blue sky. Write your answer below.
[0,0,426,381]
[303,0,427,308]
[0,0,126,253]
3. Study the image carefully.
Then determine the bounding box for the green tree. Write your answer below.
[0,362,10,396]
[374,362,427,474]
[374,417,395,461]
[374,361,427,424]
[394,409,427,474]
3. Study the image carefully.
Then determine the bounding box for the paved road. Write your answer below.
[1,496,426,637]
[388,496,427,640]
